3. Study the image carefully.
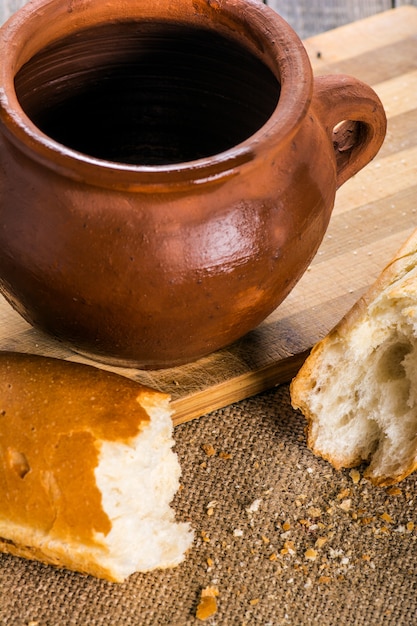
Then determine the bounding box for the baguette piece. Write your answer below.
[0,352,193,581]
[290,230,417,486]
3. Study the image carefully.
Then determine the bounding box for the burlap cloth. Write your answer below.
[1,384,416,625]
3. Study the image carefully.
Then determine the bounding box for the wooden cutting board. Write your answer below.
[1,6,416,424]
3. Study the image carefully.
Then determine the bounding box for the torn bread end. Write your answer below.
[0,353,193,581]
[291,230,417,486]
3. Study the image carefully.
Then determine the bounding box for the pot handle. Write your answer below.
[312,74,387,188]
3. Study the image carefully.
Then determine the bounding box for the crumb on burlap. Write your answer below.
[201,443,216,457]
[196,587,219,621]
[349,469,361,484]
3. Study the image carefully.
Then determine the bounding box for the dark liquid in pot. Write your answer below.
[14,22,280,165]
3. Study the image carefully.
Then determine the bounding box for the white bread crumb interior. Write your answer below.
[95,392,194,580]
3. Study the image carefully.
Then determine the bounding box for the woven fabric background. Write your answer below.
[1,385,416,626]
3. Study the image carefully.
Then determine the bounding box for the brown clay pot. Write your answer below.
[0,0,386,369]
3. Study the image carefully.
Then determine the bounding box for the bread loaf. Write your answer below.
[0,352,193,581]
[290,230,417,486]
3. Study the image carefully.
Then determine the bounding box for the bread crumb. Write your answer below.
[202,586,219,597]
[387,487,402,496]
[233,529,244,538]
[246,499,262,514]
[201,444,216,457]
[338,499,351,512]
[269,552,278,561]
[249,598,260,606]
[318,576,332,584]
[206,500,217,517]
[349,469,361,484]
[381,512,393,524]
[337,488,351,499]
[315,537,328,549]
[281,540,296,556]
[261,535,270,544]
[307,507,322,518]
[304,548,318,561]
[196,587,219,621]
[219,451,232,460]
[207,557,214,567]
[407,521,415,532]
[201,531,211,542]
[282,521,291,531]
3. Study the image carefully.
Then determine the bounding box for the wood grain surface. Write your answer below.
[0,6,416,424]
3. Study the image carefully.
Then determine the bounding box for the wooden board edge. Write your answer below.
[171,350,310,425]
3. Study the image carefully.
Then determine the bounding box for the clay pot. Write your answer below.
[0,0,386,368]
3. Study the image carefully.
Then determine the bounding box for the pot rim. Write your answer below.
[0,0,313,191]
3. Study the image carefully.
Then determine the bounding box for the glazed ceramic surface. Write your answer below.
[0,0,386,368]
